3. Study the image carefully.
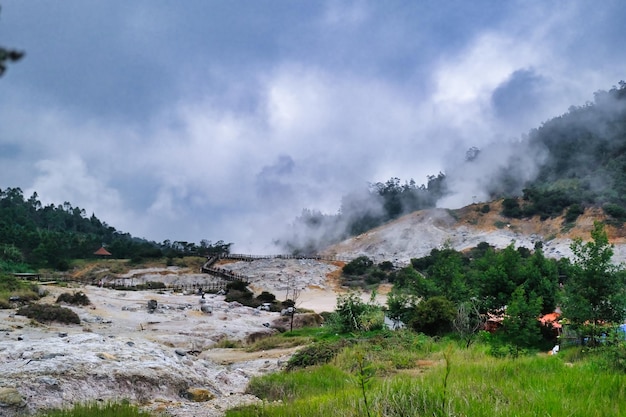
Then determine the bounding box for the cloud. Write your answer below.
[1,1,626,252]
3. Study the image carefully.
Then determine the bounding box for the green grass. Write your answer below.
[0,274,41,307]
[36,400,153,417]
[229,336,626,417]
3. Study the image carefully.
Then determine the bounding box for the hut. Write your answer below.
[94,246,112,257]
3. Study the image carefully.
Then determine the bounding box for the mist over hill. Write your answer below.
[280,82,626,254]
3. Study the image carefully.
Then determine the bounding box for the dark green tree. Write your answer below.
[500,286,543,354]
[562,221,626,345]
[409,296,456,336]
[0,6,24,76]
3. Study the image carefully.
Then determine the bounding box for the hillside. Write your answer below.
[323,200,626,264]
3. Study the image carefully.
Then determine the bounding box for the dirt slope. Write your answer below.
[323,201,626,264]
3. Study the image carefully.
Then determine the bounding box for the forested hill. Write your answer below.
[0,188,231,272]
[485,81,626,222]
[282,81,626,254]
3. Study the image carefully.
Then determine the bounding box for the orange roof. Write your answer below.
[540,312,562,329]
[94,247,112,256]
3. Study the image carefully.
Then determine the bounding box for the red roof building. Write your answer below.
[94,246,112,256]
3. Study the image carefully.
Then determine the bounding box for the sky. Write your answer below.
[1,1,625,253]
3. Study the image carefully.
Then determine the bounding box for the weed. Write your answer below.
[17,303,80,324]
[286,339,352,370]
[36,400,152,417]
[56,291,91,306]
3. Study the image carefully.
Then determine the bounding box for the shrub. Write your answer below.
[565,203,584,223]
[56,291,91,306]
[408,296,456,336]
[38,400,152,417]
[286,339,352,370]
[343,256,374,276]
[17,303,80,324]
[501,198,522,218]
[378,261,394,271]
[332,292,385,333]
[257,291,277,303]
[604,203,626,221]
[226,280,249,292]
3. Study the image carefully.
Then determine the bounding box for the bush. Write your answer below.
[286,339,352,370]
[38,400,152,417]
[226,280,249,292]
[565,203,584,223]
[604,203,626,221]
[257,291,277,303]
[378,261,394,271]
[17,303,80,324]
[56,291,91,306]
[501,198,522,218]
[332,292,385,333]
[408,296,456,336]
[343,256,374,276]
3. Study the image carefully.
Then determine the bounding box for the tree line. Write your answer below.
[339,222,626,353]
[0,187,231,271]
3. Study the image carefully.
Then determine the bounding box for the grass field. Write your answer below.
[227,330,626,417]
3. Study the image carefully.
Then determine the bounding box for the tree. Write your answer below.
[409,296,456,336]
[500,286,543,354]
[342,256,374,276]
[453,299,485,348]
[333,292,384,333]
[562,221,626,345]
[0,6,25,77]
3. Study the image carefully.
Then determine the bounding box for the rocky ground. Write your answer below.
[323,205,626,265]
[0,258,354,417]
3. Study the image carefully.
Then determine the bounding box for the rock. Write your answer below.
[200,304,212,314]
[38,376,59,387]
[174,349,187,357]
[147,299,158,311]
[0,387,25,408]
[96,352,118,360]
[182,387,215,402]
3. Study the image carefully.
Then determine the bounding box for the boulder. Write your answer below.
[0,387,25,408]
[182,387,215,402]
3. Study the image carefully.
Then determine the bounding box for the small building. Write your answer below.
[94,246,112,257]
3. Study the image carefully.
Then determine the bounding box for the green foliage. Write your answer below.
[562,222,626,345]
[17,303,80,324]
[330,292,384,333]
[409,296,456,336]
[0,275,41,307]
[36,400,152,417]
[0,187,230,270]
[56,291,91,306]
[286,340,352,370]
[603,203,626,221]
[230,335,626,417]
[565,203,584,223]
[501,198,522,218]
[342,256,374,276]
[499,286,543,353]
[453,299,485,348]
[257,290,277,303]
[247,364,352,402]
